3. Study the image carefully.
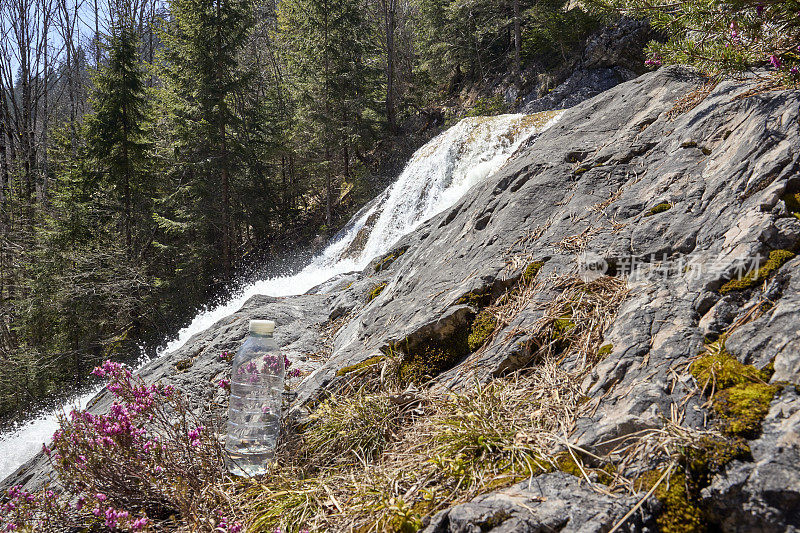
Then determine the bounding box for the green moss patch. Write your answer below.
[783,191,800,219]
[597,344,613,358]
[714,382,778,438]
[374,248,407,273]
[467,310,497,352]
[395,326,471,386]
[456,289,491,307]
[644,202,672,217]
[367,282,387,302]
[554,452,582,477]
[522,261,544,285]
[690,347,768,390]
[691,342,778,439]
[683,436,750,492]
[635,469,704,533]
[719,249,795,294]
[336,355,386,377]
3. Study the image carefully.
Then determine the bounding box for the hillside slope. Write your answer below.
[6,66,800,532]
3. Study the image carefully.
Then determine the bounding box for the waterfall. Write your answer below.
[0,111,562,483]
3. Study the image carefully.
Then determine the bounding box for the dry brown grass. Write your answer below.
[667,80,718,120]
[234,275,636,532]
[495,275,629,369]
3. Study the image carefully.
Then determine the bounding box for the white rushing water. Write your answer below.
[0,111,561,482]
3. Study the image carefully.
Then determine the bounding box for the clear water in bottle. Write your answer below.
[225,319,283,476]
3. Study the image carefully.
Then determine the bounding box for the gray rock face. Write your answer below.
[422,472,655,533]
[520,18,657,113]
[5,65,800,533]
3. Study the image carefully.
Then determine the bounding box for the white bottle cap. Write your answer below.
[249,320,276,335]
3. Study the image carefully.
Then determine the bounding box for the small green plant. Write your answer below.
[304,391,401,462]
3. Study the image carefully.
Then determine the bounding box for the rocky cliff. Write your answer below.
[7,66,800,532]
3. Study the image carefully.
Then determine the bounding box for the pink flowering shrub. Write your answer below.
[1,361,243,532]
[598,0,800,78]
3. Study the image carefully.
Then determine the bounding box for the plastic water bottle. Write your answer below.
[225,320,283,476]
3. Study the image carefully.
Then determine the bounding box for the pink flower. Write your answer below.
[791,66,799,76]
[769,55,782,69]
[645,55,662,67]
[131,517,149,531]
[96,493,107,502]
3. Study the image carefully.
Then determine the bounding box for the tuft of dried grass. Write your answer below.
[667,80,718,120]
[494,275,629,370]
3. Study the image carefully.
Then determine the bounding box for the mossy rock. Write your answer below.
[690,347,768,390]
[367,282,387,302]
[644,202,673,217]
[336,355,386,377]
[719,249,795,294]
[456,289,491,307]
[597,463,617,486]
[713,382,779,438]
[597,344,613,358]
[467,310,497,352]
[395,325,471,386]
[783,191,800,219]
[682,436,750,492]
[522,261,544,285]
[635,469,704,533]
[398,345,458,385]
[554,452,583,478]
[692,344,777,438]
[374,248,407,273]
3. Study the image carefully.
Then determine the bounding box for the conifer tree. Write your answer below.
[86,20,150,255]
[278,0,381,228]
[159,0,254,278]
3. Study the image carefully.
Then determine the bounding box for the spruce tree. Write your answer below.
[159,0,254,278]
[278,0,381,229]
[85,20,149,255]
